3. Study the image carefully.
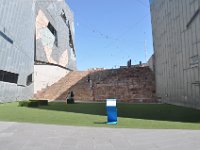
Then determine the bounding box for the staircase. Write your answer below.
[33,71,90,100]
[34,67,157,103]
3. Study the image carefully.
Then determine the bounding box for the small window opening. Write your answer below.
[47,22,58,47]
[61,10,67,24]
[26,73,33,86]
[67,21,75,55]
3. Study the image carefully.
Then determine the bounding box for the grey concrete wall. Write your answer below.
[150,0,200,109]
[0,0,35,102]
[147,54,155,71]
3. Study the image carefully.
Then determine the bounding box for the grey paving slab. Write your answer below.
[0,121,200,150]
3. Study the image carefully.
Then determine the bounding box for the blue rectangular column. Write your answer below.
[106,99,117,125]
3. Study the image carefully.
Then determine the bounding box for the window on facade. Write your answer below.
[26,73,33,86]
[47,22,58,47]
[69,30,73,48]
[61,10,67,24]
[0,71,3,81]
[0,70,18,84]
[67,21,75,56]
[69,30,76,56]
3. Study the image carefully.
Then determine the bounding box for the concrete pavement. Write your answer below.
[0,121,200,150]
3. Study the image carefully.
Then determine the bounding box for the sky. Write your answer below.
[66,0,153,70]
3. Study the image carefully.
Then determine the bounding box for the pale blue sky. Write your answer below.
[66,0,153,70]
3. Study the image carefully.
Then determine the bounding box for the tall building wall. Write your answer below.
[0,0,35,102]
[34,0,76,93]
[35,0,76,69]
[147,54,155,71]
[0,0,76,101]
[150,0,200,109]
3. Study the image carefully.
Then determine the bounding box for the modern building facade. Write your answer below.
[0,0,76,102]
[34,0,76,93]
[150,0,200,108]
[0,0,35,102]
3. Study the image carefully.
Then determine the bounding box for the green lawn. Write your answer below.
[0,102,200,129]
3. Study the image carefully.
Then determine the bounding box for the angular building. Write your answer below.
[150,0,200,108]
[0,0,76,102]
[0,0,35,102]
[34,0,76,94]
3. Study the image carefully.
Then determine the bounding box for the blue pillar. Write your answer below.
[106,99,117,125]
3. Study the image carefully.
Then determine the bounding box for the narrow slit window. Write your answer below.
[67,21,75,55]
[61,10,67,24]
[47,22,58,47]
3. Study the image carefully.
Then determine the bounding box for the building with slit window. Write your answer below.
[0,0,76,102]
[150,0,200,109]
[34,0,76,94]
[0,0,35,102]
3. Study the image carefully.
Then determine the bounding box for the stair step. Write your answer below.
[34,67,157,103]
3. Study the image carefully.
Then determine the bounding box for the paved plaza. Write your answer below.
[0,121,200,150]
